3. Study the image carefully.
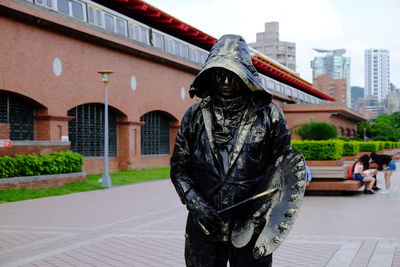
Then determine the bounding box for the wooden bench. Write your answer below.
[306,165,363,191]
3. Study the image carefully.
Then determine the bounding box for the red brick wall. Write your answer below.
[0,123,10,139]
[83,157,120,174]
[0,144,70,157]
[82,156,170,174]
[134,155,171,170]
[0,175,86,190]
[0,1,365,173]
[0,1,199,173]
[283,104,360,139]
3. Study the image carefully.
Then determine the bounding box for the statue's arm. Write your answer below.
[269,103,291,160]
[170,108,196,204]
[170,106,222,235]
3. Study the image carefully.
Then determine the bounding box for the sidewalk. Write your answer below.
[0,167,399,267]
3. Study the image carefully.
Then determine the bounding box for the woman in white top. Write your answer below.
[353,154,376,194]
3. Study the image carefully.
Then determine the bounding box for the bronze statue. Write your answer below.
[171,34,307,266]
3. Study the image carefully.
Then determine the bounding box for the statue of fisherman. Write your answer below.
[171,34,307,266]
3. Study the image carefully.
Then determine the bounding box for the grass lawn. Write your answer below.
[0,167,170,204]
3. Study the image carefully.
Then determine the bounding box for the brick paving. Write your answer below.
[0,164,399,267]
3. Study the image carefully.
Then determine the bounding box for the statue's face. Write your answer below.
[211,68,243,98]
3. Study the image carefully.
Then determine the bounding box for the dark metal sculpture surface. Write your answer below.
[170,34,306,266]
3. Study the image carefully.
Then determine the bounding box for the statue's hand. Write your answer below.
[252,200,272,233]
[185,189,222,236]
[194,204,222,236]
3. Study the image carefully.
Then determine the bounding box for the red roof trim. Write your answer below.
[103,0,334,101]
[252,58,335,101]
[125,3,148,11]
[154,17,173,23]
[145,11,161,17]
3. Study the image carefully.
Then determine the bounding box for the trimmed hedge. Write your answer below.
[342,141,359,156]
[0,151,83,178]
[291,140,400,160]
[383,141,396,149]
[291,140,343,160]
[378,141,385,151]
[357,141,380,152]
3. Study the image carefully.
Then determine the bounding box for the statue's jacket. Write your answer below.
[171,97,291,219]
[170,36,306,256]
[171,34,292,217]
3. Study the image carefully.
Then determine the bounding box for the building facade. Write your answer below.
[249,22,296,72]
[313,75,347,105]
[387,92,400,114]
[310,49,351,108]
[283,103,366,139]
[364,49,390,116]
[0,0,366,174]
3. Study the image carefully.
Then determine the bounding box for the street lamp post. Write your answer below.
[98,70,113,188]
[363,128,367,142]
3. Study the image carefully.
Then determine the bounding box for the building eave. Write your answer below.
[100,0,335,101]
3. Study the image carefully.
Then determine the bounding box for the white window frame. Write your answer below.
[115,17,127,36]
[87,4,102,27]
[70,0,86,21]
[128,22,140,41]
[34,0,54,9]
[152,32,164,50]
[103,12,115,33]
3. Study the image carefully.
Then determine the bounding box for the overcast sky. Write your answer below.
[145,0,400,88]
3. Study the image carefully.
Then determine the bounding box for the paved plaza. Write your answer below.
[0,166,399,267]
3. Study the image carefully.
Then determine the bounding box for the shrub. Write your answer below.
[383,141,394,149]
[337,136,351,141]
[372,135,399,141]
[295,122,338,140]
[292,140,343,160]
[357,141,380,152]
[342,141,359,156]
[0,151,83,179]
[0,156,19,178]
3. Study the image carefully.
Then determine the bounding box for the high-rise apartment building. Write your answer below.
[249,22,296,72]
[364,49,390,103]
[310,49,351,107]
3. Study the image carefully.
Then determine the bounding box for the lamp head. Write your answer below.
[98,70,113,85]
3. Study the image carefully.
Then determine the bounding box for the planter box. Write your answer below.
[0,172,86,190]
[306,160,343,167]
[341,156,358,161]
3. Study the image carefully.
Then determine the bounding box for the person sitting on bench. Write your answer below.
[353,154,376,194]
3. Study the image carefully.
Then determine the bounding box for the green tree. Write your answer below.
[295,121,338,140]
[357,113,400,141]
[356,121,373,138]
[392,112,400,129]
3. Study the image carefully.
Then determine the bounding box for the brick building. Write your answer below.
[0,0,366,174]
[313,74,347,105]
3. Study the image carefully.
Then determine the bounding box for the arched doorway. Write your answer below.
[68,103,117,157]
[0,92,37,140]
[140,111,171,155]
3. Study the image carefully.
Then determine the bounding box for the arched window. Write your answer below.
[140,111,170,155]
[68,103,117,157]
[0,93,34,140]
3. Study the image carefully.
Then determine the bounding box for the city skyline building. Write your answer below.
[387,91,400,114]
[313,74,347,105]
[364,49,390,104]
[310,49,351,108]
[351,86,365,111]
[364,95,380,117]
[249,21,296,72]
